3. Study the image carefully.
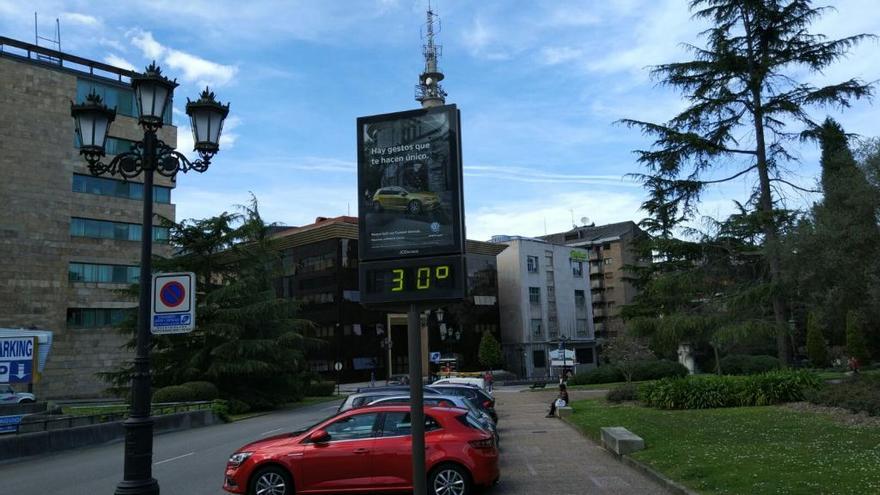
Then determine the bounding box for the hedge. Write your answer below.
[569,359,688,385]
[180,381,219,401]
[808,375,880,416]
[719,354,781,375]
[640,371,821,410]
[307,380,336,397]
[151,385,195,403]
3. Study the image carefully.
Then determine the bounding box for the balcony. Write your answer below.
[590,279,605,290]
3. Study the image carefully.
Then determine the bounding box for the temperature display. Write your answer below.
[360,256,466,304]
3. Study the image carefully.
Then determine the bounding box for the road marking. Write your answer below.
[261,428,283,436]
[154,452,194,465]
[524,460,537,476]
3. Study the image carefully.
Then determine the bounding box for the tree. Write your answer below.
[477,331,503,370]
[805,312,829,367]
[603,335,655,383]
[622,0,874,363]
[103,198,316,409]
[846,310,870,363]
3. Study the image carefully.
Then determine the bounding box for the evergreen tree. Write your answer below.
[846,310,870,363]
[622,0,874,363]
[478,331,503,370]
[805,312,829,367]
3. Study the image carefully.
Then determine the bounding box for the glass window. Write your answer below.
[70,218,169,243]
[575,290,586,308]
[527,256,539,273]
[380,412,440,437]
[77,78,172,124]
[322,413,378,441]
[530,318,543,337]
[577,319,589,336]
[72,174,171,204]
[604,257,614,265]
[67,308,129,328]
[69,263,139,283]
[576,348,595,364]
[529,287,541,304]
[572,261,584,277]
[533,350,546,368]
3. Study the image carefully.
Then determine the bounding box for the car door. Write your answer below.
[299,411,379,492]
[370,412,444,490]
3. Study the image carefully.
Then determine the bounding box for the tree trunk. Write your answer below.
[742,7,791,365]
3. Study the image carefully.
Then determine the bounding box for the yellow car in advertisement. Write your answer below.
[372,186,440,215]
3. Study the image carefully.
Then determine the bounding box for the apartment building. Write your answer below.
[493,236,597,379]
[0,37,176,398]
[541,221,646,339]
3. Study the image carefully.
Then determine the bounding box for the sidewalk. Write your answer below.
[493,387,670,495]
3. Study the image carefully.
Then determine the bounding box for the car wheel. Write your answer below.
[429,463,472,495]
[250,466,293,495]
[19,399,34,404]
[408,200,423,215]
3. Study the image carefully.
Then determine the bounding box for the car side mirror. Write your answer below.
[308,429,330,443]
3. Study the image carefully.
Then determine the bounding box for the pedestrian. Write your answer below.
[546,383,569,418]
[370,370,376,388]
[484,370,493,393]
[848,356,861,375]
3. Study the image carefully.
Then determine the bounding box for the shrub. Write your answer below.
[809,375,880,416]
[631,360,689,381]
[606,384,639,403]
[307,380,336,397]
[640,371,821,410]
[225,398,251,415]
[151,385,195,403]
[569,366,624,385]
[180,381,219,401]
[806,312,829,367]
[719,354,781,375]
[211,399,231,422]
[846,310,871,362]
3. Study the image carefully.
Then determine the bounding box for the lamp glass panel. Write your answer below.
[137,85,155,119]
[77,115,95,147]
[92,116,109,148]
[193,112,210,143]
[208,111,224,144]
[152,85,169,120]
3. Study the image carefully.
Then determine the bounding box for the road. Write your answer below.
[0,399,344,495]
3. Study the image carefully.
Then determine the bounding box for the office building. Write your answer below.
[0,37,177,398]
[493,236,597,379]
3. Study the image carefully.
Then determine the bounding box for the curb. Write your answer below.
[560,415,700,495]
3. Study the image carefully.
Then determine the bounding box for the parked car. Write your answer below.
[223,404,499,495]
[0,384,35,404]
[432,377,488,392]
[387,374,410,385]
[428,384,497,423]
[372,186,440,215]
[338,389,414,413]
[366,394,499,445]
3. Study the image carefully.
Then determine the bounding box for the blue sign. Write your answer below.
[0,337,36,384]
[429,352,441,364]
[153,314,190,327]
[0,415,24,434]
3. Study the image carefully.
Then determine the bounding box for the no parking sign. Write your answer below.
[151,272,196,335]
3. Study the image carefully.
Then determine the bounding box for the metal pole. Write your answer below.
[386,314,393,380]
[408,304,426,495]
[115,130,158,495]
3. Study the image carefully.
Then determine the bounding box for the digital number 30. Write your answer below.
[391,265,450,291]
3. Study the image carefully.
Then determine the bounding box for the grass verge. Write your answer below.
[569,398,880,495]
[566,380,652,391]
[228,395,345,422]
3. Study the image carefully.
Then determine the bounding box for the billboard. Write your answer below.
[357,104,464,262]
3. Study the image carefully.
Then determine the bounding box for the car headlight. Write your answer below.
[228,452,253,467]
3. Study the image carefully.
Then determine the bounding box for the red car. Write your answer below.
[223,404,499,495]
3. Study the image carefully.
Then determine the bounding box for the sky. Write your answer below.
[2,0,879,240]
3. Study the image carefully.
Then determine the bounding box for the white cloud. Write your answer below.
[130,30,165,60]
[463,164,638,186]
[103,54,135,71]
[60,12,100,27]
[127,29,238,87]
[218,115,240,149]
[540,46,585,66]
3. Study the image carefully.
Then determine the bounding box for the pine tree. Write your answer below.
[622,0,875,363]
[478,331,503,370]
[846,310,870,363]
[805,312,829,367]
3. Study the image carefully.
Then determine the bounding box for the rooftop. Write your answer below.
[540,220,641,246]
[0,36,136,85]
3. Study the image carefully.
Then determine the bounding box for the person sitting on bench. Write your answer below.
[546,383,569,418]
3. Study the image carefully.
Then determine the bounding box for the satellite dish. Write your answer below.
[581,217,590,226]
[425,77,434,86]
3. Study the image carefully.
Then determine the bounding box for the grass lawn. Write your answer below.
[569,398,880,495]
[567,380,651,391]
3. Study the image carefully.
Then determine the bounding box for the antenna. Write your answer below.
[570,209,576,229]
[415,1,447,107]
[34,13,61,64]
[581,216,590,226]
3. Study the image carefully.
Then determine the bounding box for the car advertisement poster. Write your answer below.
[357,104,464,261]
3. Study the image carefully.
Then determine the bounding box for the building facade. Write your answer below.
[0,37,176,398]
[493,237,597,379]
[270,216,505,382]
[541,221,646,339]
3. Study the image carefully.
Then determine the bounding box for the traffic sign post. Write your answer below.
[151,272,196,335]
[0,337,37,384]
[334,361,343,396]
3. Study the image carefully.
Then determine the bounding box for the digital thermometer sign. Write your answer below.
[360,256,465,305]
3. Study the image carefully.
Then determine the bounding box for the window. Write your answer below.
[604,257,614,265]
[380,412,441,437]
[548,317,558,338]
[527,256,539,273]
[76,79,172,124]
[530,318,543,337]
[322,413,378,441]
[73,174,172,204]
[69,263,139,284]
[605,272,614,280]
[297,252,336,274]
[533,350,546,368]
[301,293,335,305]
[70,218,169,243]
[529,287,541,304]
[576,347,595,364]
[67,308,129,328]
[574,290,586,308]
[577,318,589,337]
[572,261,583,277]
[544,250,553,267]
[546,285,555,301]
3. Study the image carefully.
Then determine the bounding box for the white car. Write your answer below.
[432,377,488,392]
[0,384,35,404]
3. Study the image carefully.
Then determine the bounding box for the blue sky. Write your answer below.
[3,0,879,240]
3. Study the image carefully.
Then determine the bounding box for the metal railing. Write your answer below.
[11,401,213,435]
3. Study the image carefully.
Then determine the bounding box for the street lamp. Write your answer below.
[70,61,229,495]
[559,335,570,382]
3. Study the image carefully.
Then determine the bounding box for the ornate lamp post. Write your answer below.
[70,62,229,495]
[559,335,570,381]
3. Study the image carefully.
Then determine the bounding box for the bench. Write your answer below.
[600,427,645,455]
[529,382,547,389]
[555,406,573,418]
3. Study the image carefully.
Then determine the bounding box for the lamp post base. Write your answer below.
[114,479,159,495]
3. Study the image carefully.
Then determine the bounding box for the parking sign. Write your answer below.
[151,272,196,334]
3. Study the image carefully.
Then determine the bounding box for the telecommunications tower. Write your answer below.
[415,2,446,108]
